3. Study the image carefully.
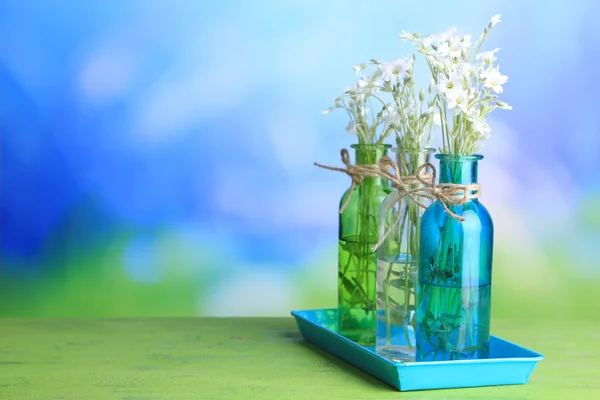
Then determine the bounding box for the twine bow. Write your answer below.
[314,149,382,213]
[372,156,434,252]
[371,156,480,252]
[314,149,481,252]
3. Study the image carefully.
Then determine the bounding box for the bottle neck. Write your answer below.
[353,144,390,185]
[437,155,482,185]
[395,148,435,176]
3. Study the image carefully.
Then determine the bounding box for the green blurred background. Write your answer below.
[1,0,599,319]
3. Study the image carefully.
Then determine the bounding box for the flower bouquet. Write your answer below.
[318,14,511,361]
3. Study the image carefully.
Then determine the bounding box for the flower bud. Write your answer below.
[353,63,367,75]
[419,89,425,102]
[495,100,513,110]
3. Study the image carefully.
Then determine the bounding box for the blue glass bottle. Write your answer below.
[415,154,493,361]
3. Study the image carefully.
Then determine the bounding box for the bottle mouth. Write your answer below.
[435,153,484,161]
[393,147,436,155]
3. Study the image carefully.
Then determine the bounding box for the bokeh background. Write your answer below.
[1,0,599,318]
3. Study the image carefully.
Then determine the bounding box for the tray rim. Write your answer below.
[291,308,545,366]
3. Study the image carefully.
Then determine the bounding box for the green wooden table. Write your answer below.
[0,317,598,399]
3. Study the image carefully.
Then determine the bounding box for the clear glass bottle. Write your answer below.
[375,148,434,361]
[416,154,494,361]
[338,144,392,346]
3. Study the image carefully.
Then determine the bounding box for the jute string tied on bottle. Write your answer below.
[314,149,481,252]
[371,155,481,252]
[313,148,383,213]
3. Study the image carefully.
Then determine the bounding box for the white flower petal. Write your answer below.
[490,14,502,27]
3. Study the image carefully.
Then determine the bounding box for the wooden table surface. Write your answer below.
[0,317,598,399]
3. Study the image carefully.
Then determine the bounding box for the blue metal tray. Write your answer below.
[291,308,543,391]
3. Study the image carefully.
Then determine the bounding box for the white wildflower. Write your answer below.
[356,78,379,95]
[381,104,401,126]
[399,30,416,42]
[477,48,501,64]
[490,14,501,27]
[353,63,367,75]
[446,89,469,114]
[369,73,384,87]
[436,41,450,57]
[468,111,490,134]
[419,32,446,48]
[480,66,508,93]
[427,107,443,126]
[436,72,463,99]
[461,34,472,49]
[437,37,462,58]
[420,35,436,47]
[378,57,411,85]
[427,54,448,72]
[456,62,476,78]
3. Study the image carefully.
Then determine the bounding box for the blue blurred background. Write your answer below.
[1,0,599,318]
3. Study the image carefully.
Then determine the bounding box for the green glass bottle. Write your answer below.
[338,144,392,346]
